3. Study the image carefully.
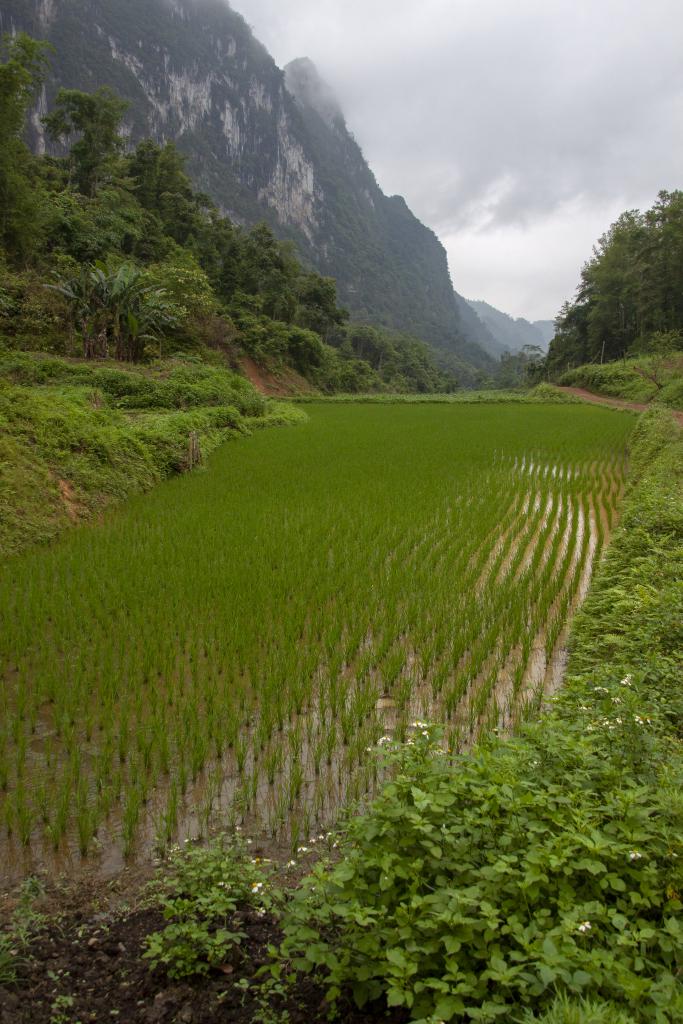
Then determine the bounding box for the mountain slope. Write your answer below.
[4,0,494,377]
[533,320,555,346]
[467,299,550,355]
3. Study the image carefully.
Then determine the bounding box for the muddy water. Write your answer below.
[1,461,623,890]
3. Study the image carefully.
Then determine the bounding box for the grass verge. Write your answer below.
[0,351,305,557]
[558,358,683,410]
[291,384,581,404]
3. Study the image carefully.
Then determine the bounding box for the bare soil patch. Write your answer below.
[238,356,313,397]
[0,882,402,1024]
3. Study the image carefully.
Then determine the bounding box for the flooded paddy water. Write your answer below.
[0,403,633,887]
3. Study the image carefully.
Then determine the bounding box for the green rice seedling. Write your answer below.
[0,403,632,865]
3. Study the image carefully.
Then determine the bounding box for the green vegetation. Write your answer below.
[545,191,683,375]
[0,32,462,396]
[276,409,683,1023]
[292,383,580,404]
[143,835,281,979]
[0,403,630,869]
[0,350,303,556]
[558,356,683,410]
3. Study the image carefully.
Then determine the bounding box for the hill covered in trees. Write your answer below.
[0,32,463,395]
[545,190,683,376]
[3,0,495,379]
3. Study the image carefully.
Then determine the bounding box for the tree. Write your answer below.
[48,260,176,360]
[295,273,348,336]
[0,33,51,261]
[44,87,129,197]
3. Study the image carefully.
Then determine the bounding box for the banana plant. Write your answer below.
[47,259,177,361]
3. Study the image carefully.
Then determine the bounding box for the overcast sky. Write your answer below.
[232,0,683,321]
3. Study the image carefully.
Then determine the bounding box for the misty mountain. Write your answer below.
[3,0,494,379]
[466,299,551,356]
[532,320,556,347]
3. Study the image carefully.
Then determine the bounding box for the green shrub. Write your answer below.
[144,835,281,979]
[279,725,682,1022]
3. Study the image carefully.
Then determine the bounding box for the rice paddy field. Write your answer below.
[0,403,633,882]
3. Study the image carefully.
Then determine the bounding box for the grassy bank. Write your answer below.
[291,384,580,405]
[0,351,304,557]
[558,357,683,410]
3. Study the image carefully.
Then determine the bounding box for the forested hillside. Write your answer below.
[0,33,462,395]
[2,0,495,377]
[545,190,683,375]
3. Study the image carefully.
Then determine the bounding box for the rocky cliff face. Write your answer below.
[3,0,493,373]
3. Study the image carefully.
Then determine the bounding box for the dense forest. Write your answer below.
[545,190,683,375]
[0,33,461,394]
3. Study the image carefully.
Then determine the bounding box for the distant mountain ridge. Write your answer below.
[467,299,554,356]
[3,0,495,380]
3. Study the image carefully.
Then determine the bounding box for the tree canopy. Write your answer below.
[545,191,683,376]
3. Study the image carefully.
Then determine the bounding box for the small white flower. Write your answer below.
[297,846,309,854]
[287,859,297,868]
[620,674,633,687]
[611,697,622,705]
[251,881,263,893]
[629,850,642,861]
[378,735,392,746]
[577,921,592,933]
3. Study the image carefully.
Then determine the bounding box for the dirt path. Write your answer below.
[558,386,683,426]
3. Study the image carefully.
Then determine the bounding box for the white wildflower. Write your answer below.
[577,921,592,934]
[629,850,642,861]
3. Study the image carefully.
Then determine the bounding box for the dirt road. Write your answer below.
[557,386,683,426]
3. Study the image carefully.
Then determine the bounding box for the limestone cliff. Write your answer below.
[3,0,493,373]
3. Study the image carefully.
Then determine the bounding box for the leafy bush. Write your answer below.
[144,835,281,979]
[279,725,682,1022]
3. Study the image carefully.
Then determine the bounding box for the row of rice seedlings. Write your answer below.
[0,405,632,870]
